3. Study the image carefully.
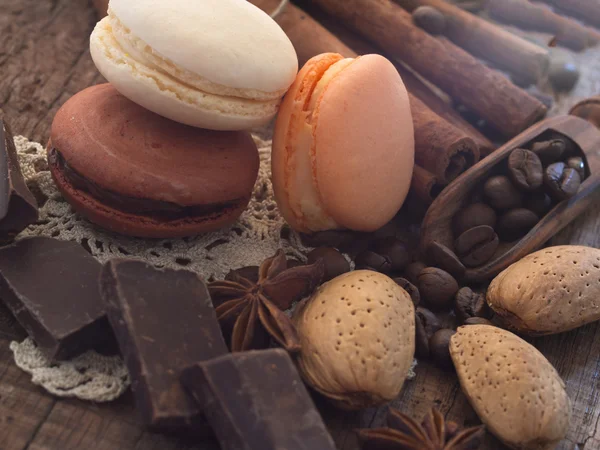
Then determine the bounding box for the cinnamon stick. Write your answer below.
[394,0,550,84]
[411,165,444,205]
[487,0,600,51]
[311,0,547,138]
[541,0,600,30]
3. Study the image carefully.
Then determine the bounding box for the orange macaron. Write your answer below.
[271,53,415,234]
[48,84,259,238]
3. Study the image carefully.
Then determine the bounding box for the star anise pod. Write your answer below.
[208,250,324,352]
[357,407,485,450]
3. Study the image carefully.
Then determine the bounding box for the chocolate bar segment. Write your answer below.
[0,118,38,242]
[0,237,111,359]
[100,259,228,431]
[181,349,336,450]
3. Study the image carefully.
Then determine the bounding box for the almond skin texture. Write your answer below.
[450,325,571,450]
[487,245,600,335]
[292,270,415,410]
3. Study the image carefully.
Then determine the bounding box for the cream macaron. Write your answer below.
[90,0,298,130]
[272,53,415,233]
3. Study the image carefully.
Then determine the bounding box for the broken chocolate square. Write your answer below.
[181,349,337,450]
[0,237,112,359]
[0,118,38,242]
[100,259,228,431]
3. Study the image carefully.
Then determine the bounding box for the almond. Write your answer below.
[450,325,570,450]
[292,270,415,410]
[487,245,600,335]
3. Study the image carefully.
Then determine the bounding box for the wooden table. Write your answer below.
[1,1,600,449]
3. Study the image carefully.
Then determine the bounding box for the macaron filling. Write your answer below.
[285,58,355,231]
[48,148,241,220]
[91,17,280,118]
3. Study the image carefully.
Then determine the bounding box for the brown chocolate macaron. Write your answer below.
[48,84,259,238]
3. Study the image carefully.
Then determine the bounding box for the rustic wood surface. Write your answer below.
[0,1,599,449]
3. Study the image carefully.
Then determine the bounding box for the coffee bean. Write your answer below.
[403,261,427,285]
[418,267,459,310]
[497,208,539,241]
[452,203,497,236]
[454,225,499,267]
[354,250,387,272]
[484,175,523,210]
[464,317,494,326]
[531,139,566,165]
[371,237,411,273]
[306,247,350,282]
[426,241,466,279]
[415,312,430,358]
[430,329,456,370]
[416,306,442,338]
[455,287,492,323]
[412,6,446,35]
[299,230,363,252]
[225,266,259,283]
[507,148,543,191]
[567,156,585,179]
[544,162,582,201]
[394,277,420,306]
[524,191,553,217]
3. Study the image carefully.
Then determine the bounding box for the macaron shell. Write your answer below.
[49,159,249,238]
[108,0,298,94]
[313,54,414,231]
[90,22,279,130]
[50,84,259,207]
[272,53,345,232]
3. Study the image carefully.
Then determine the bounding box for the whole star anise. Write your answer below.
[357,407,485,450]
[208,250,324,352]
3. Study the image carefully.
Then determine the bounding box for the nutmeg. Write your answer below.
[293,270,415,410]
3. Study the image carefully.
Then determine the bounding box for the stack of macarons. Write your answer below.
[47,0,298,238]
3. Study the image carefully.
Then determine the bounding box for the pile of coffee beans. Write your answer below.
[430,135,587,273]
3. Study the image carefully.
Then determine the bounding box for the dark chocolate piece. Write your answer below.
[0,237,111,359]
[48,148,239,220]
[0,119,38,242]
[100,259,227,431]
[181,349,336,450]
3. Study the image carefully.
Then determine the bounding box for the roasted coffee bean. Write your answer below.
[225,266,259,283]
[455,287,492,323]
[416,306,442,338]
[299,230,362,252]
[454,225,499,268]
[418,267,459,310]
[507,148,543,191]
[497,208,539,241]
[524,191,553,217]
[452,203,497,236]
[430,329,456,370]
[354,250,387,272]
[306,247,350,282]
[426,241,466,279]
[531,139,566,165]
[464,317,494,326]
[403,261,427,285]
[544,162,582,201]
[394,277,420,306]
[484,176,523,210]
[412,6,446,35]
[567,156,585,179]
[415,312,430,358]
[370,237,411,273]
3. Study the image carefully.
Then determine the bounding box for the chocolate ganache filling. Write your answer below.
[49,148,240,220]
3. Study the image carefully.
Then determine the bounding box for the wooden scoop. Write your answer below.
[421,115,600,283]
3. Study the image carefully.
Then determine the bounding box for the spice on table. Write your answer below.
[209,250,324,352]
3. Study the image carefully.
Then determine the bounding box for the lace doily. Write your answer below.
[8,133,416,402]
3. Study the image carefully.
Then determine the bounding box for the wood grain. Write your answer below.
[0,1,600,449]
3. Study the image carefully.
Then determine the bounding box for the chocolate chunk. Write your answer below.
[0,237,111,360]
[181,349,336,450]
[0,119,38,242]
[100,259,227,430]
